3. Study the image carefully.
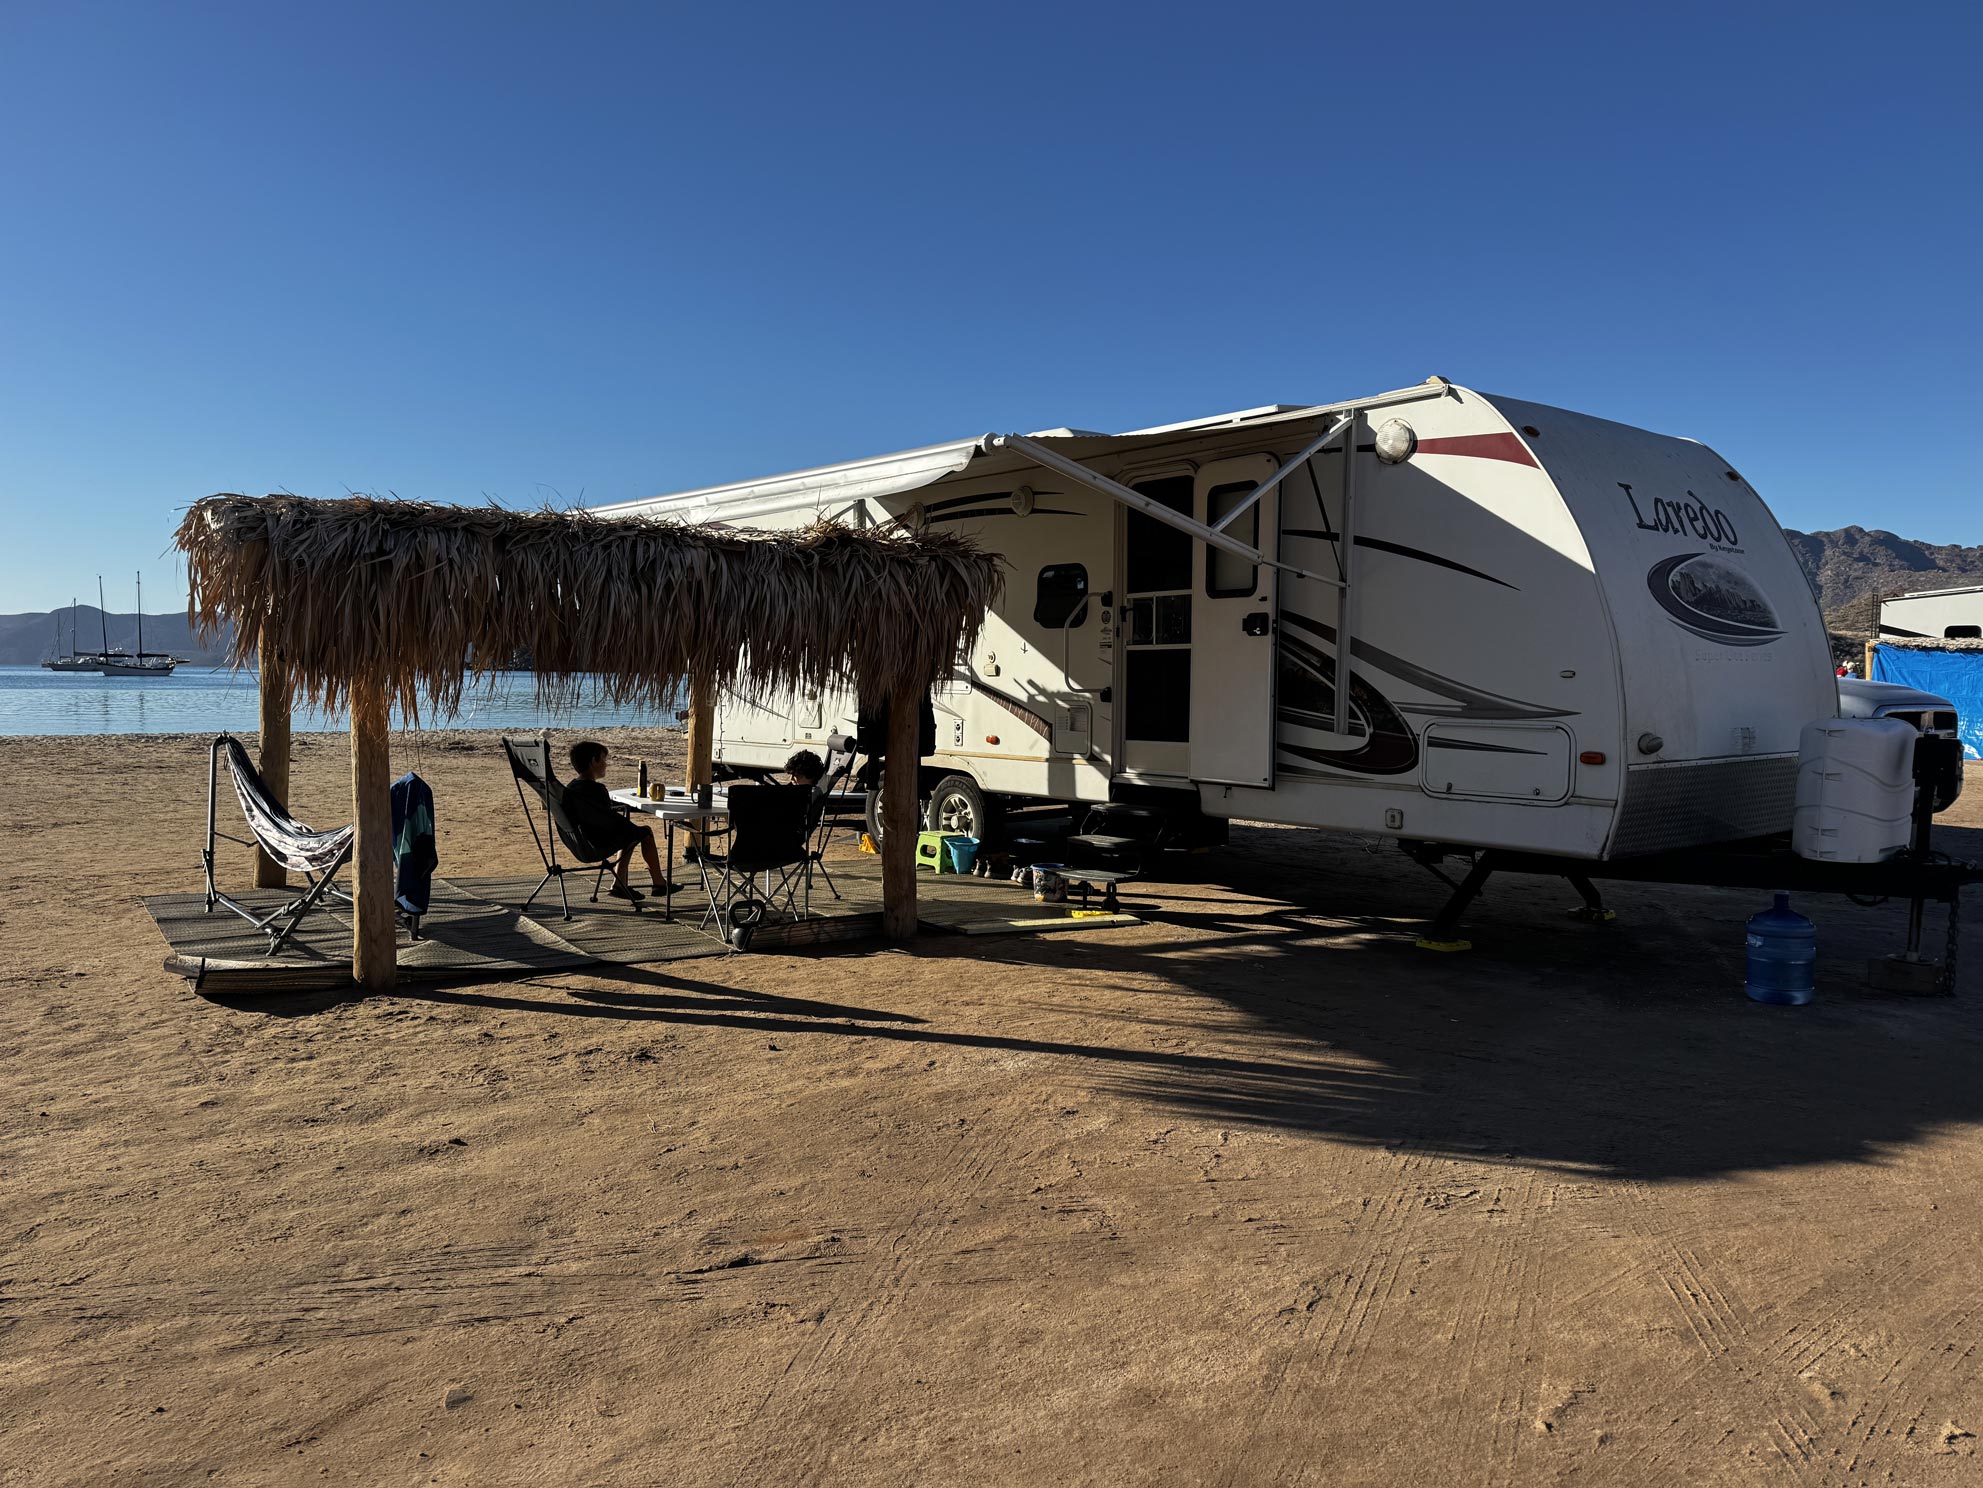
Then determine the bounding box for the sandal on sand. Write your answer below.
[608,884,646,904]
[649,880,682,896]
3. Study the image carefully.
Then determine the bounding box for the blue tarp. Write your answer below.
[1871,646,1983,760]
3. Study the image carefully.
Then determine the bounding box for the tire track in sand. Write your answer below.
[1453,1173,1551,1487]
[1219,1139,1460,1486]
[730,1109,1024,1485]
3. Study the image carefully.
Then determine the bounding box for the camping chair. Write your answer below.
[203,734,355,954]
[699,784,812,940]
[802,732,860,902]
[502,736,634,920]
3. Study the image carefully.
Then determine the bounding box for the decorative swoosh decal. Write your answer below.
[1282,530,1517,591]
[1280,611,1576,722]
[968,680,1053,739]
[1414,432,1539,467]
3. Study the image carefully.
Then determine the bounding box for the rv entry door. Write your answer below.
[1189,454,1280,788]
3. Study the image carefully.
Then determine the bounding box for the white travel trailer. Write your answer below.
[1880,584,1983,642]
[595,379,1841,861]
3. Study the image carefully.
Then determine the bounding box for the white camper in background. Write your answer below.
[595,379,1843,861]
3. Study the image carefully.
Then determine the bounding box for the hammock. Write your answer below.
[221,736,354,874]
[203,735,355,955]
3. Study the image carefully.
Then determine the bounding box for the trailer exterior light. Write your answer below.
[1374,419,1416,464]
[1579,751,1606,766]
[985,735,1000,745]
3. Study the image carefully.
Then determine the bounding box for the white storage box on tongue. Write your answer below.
[1792,718,1916,862]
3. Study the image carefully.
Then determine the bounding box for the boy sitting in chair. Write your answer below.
[567,740,673,902]
[785,748,825,791]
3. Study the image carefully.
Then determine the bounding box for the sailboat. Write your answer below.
[41,598,100,672]
[98,573,181,677]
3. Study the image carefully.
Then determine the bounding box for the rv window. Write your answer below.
[1125,476,1194,592]
[1204,480,1259,597]
[1034,564,1090,629]
[1946,625,1981,639]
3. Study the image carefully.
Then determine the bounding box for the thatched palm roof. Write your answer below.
[175,494,1003,719]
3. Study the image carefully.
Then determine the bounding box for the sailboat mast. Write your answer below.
[98,577,109,656]
[136,573,143,657]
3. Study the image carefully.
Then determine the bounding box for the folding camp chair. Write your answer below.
[802,732,860,902]
[502,736,634,920]
[700,784,812,939]
[203,734,355,954]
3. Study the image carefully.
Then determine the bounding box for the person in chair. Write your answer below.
[784,748,826,791]
[567,740,673,901]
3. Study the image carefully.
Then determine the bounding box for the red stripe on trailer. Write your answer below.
[1414,432,1539,467]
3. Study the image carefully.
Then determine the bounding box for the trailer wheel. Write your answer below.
[926,774,997,841]
[863,774,924,849]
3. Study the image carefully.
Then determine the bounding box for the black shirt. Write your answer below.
[563,775,623,839]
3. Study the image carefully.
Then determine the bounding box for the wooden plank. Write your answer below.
[751,912,886,949]
[349,678,397,988]
[253,645,292,888]
[881,683,921,940]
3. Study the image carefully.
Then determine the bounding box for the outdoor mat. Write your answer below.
[143,879,597,993]
[804,857,1143,936]
[447,875,735,966]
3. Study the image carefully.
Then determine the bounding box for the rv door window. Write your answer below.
[1033,564,1090,629]
[1204,480,1259,597]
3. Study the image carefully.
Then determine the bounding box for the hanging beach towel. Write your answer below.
[391,771,438,915]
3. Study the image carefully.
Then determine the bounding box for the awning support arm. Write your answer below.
[987,433,1346,589]
[1334,412,1360,735]
[1209,413,1353,533]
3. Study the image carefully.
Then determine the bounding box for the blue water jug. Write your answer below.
[1745,892,1816,1005]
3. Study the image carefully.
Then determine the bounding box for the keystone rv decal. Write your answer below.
[1645,552,1784,647]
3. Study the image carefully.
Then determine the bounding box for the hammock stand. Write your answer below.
[202,733,355,954]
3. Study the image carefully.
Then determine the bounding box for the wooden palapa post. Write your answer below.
[881,682,922,941]
[1864,639,1877,680]
[253,642,293,888]
[682,674,715,855]
[349,677,397,988]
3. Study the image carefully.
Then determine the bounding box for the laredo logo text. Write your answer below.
[1619,483,1739,548]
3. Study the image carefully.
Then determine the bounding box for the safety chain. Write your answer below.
[1941,893,1962,997]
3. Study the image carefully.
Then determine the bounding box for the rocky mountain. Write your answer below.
[0,607,233,666]
[1782,527,1983,634]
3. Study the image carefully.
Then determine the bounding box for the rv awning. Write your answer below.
[591,435,991,525]
[596,381,1458,570]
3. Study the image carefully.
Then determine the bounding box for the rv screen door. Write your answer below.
[1188,453,1279,788]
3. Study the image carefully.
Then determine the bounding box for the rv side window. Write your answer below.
[1034,564,1090,629]
[1946,625,1981,639]
[1204,480,1259,597]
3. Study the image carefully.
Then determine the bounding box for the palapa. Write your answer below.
[173,492,1005,979]
[174,493,1003,718]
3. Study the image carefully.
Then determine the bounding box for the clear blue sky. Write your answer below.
[2,1,1977,612]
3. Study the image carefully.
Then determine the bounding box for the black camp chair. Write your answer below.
[503,736,634,920]
[802,732,860,902]
[203,734,355,953]
[700,783,812,940]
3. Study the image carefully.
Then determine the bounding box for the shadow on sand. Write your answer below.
[202,821,1983,1185]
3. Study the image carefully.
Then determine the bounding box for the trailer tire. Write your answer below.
[925,774,997,842]
[863,774,925,849]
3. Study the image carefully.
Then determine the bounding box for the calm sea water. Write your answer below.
[0,665,682,737]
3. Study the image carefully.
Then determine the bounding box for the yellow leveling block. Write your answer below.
[1414,936,1473,953]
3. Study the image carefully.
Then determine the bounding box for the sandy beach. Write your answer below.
[4,730,1982,1485]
